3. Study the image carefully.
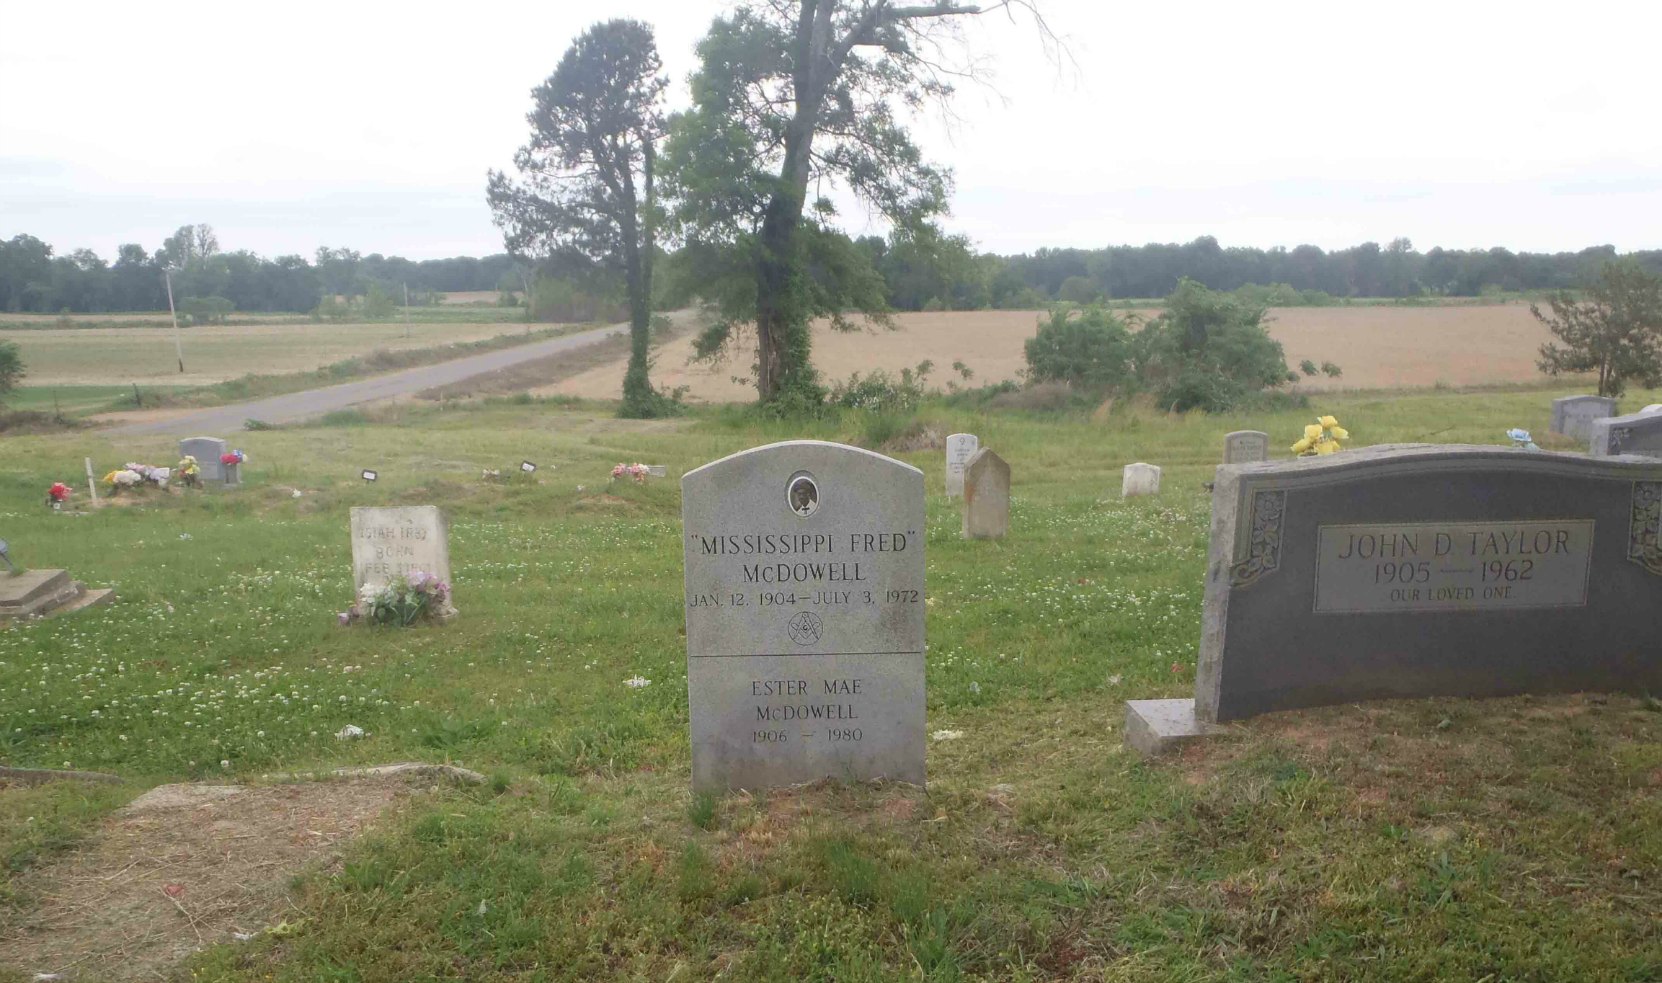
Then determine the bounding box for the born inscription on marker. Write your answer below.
[1313,520,1595,613]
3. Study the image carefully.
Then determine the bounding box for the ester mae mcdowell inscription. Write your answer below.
[1313,520,1594,613]
[349,506,452,593]
[683,440,926,793]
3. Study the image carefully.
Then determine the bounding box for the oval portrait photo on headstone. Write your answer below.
[786,471,820,517]
[787,611,823,645]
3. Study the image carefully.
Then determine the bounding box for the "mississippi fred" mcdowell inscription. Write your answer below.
[1314,519,1595,613]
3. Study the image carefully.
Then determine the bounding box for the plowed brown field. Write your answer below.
[539,304,1559,403]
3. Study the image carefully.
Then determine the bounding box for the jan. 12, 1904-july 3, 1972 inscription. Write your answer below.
[682,441,926,794]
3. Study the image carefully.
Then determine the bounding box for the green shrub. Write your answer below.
[1137,279,1291,412]
[0,340,24,404]
[828,361,933,415]
[529,278,627,323]
[361,284,397,319]
[180,295,235,325]
[1023,307,1135,391]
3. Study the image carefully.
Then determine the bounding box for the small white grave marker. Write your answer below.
[944,433,979,498]
[361,469,378,482]
[520,461,538,474]
[1122,463,1162,498]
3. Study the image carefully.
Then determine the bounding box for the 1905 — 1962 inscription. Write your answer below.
[682,441,926,793]
[1315,520,1595,613]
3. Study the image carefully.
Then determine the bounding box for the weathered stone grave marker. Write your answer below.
[1550,395,1617,441]
[1223,430,1269,464]
[0,539,113,624]
[1589,409,1662,459]
[962,448,1010,540]
[682,440,926,792]
[180,437,228,483]
[1122,462,1161,498]
[944,433,979,498]
[349,506,452,595]
[1125,445,1662,756]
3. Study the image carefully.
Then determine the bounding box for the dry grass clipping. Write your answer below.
[0,779,410,982]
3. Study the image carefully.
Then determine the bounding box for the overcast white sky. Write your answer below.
[3,0,1659,261]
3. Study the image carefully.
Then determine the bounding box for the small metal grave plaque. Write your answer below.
[1314,520,1595,613]
[520,461,537,473]
[361,469,378,482]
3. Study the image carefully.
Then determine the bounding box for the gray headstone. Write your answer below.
[180,436,227,482]
[962,448,1010,540]
[1550,395,1617,441]
[1153,445,1661,736]
[682,440,926,793]
[1121,462,1161,498]
[1223,430,1269,465]
[349,506,452,594]
[944,434,979,498]
[1644,404,1662,415]
[1589,410,1662,459]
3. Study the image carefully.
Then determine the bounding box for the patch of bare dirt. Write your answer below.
[0,779,412,982]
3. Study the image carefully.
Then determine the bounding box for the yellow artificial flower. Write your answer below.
[1329,426,1350,440]
[102,471,119,484]
[1315,439,1340,455]
[1303,424,1323,440]
[1291,437,1313,454]
[1318,415,1339,428]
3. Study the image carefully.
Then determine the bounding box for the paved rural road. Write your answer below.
[104,320,633,437]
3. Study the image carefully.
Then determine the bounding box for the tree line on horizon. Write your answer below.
[5,225,1658,319]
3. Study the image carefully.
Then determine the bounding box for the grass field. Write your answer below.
[545,304,1559,403]
[0,319,548,388]
[1,384,1658,981]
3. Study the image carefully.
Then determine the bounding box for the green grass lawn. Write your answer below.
[0,386,1658,981]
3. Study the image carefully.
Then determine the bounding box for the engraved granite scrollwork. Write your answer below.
[1631,481,1662,576]
[1609,426,1634,455]
[1230,490,1286,588]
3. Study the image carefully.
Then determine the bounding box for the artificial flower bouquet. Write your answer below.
[340,571,454,627]
[1291,416,1350,457]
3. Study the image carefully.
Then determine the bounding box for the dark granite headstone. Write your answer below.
[1589,410,1662,460]
[1125,445,1662,753]
[1550,395,1616,441]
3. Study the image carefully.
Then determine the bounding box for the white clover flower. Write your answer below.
[624,676,651,689]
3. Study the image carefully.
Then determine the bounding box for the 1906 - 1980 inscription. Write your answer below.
[1315,519,1594,613]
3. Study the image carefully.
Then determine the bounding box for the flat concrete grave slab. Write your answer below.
[1125,699,1224,756]
[1223,430,1269,464]
[0,569,107,623]
[349,506,452,593]
[180,436,228,482]
[1194,445,1662,723]
[1589,409,1662,459]
[945,433,979,498]
[1550,395,1617,441]
[962,448,1010,540]
[682,440,926,793]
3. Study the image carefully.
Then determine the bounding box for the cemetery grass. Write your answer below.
[0,385,1657,981]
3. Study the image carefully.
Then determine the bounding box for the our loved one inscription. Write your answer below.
[682,441,926,793]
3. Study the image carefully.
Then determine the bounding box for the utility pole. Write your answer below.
[403,282,411,339]
[164,269,184,373]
